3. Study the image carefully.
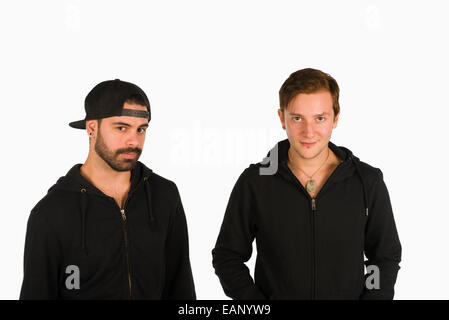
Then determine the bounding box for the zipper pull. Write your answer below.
[311,198,316,212]
[121,209,127,221]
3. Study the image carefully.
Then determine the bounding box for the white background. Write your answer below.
[1,0,448,300]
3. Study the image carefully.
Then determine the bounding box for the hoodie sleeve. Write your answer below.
[212,169,267,300]
[360,169,402,300]
[20,208,62,299]
[162,184,196,300]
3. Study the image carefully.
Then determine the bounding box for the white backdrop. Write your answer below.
[1,0,448,300]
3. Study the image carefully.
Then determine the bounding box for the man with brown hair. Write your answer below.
[212,68,401,300]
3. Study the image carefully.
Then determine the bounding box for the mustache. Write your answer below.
[115,147,142,156]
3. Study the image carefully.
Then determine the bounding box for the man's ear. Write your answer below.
[86,120,98,137]
[333,111,340,129]
[277,108,286,130]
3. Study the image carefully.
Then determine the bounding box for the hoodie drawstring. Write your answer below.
[80,188,88,255]
[78,177,154,255]
[144,176,155,225]
[351,157,369,216]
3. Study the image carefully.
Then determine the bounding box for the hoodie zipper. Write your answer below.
[309,159,347,299]
[107,199,133,299]
[121,189,137,299]
[311,198,317,300]
[283,159,346,300]
[107,188,136,300]
[117,178,150,299]
[120,208,132,299]
[284,164,318,300]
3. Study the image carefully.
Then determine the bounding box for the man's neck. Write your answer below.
[287,145,331,175]
[80,155,131,195]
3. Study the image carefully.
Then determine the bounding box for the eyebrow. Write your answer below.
[111,122,149,128]
[289,112,330,117]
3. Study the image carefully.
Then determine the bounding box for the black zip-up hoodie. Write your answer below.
[212,139,402,300]
[20,161,196,299]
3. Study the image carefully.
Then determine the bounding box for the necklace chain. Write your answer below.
[289,148,330,195]
[290,148,330,179]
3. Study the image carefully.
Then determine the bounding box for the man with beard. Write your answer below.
[20,79,196,299]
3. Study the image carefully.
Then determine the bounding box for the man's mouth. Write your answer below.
[121,152,137,159]
[300,141,316,147]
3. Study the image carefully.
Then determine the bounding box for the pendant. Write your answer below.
[306,179,316,193]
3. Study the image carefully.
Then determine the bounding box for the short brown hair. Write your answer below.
[279,68,340,117]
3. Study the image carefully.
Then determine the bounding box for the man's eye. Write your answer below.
[117,126,126,131]
[138,128,147,133]
[293,116,301,122]
[317,117,325,122]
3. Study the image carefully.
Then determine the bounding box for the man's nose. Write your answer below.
[125,132,140,147]
[303,121,315,138]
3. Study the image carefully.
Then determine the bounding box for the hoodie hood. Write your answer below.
[262,139,369,217]
[48,161,154,255]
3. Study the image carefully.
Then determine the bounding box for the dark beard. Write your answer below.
[94,132,142,172]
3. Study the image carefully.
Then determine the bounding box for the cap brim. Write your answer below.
[69,120,86,129]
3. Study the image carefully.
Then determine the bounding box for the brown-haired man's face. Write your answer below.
[278,90,339,161]
[88,103,149,172]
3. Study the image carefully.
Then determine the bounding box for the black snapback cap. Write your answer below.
[69,79,151,129]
